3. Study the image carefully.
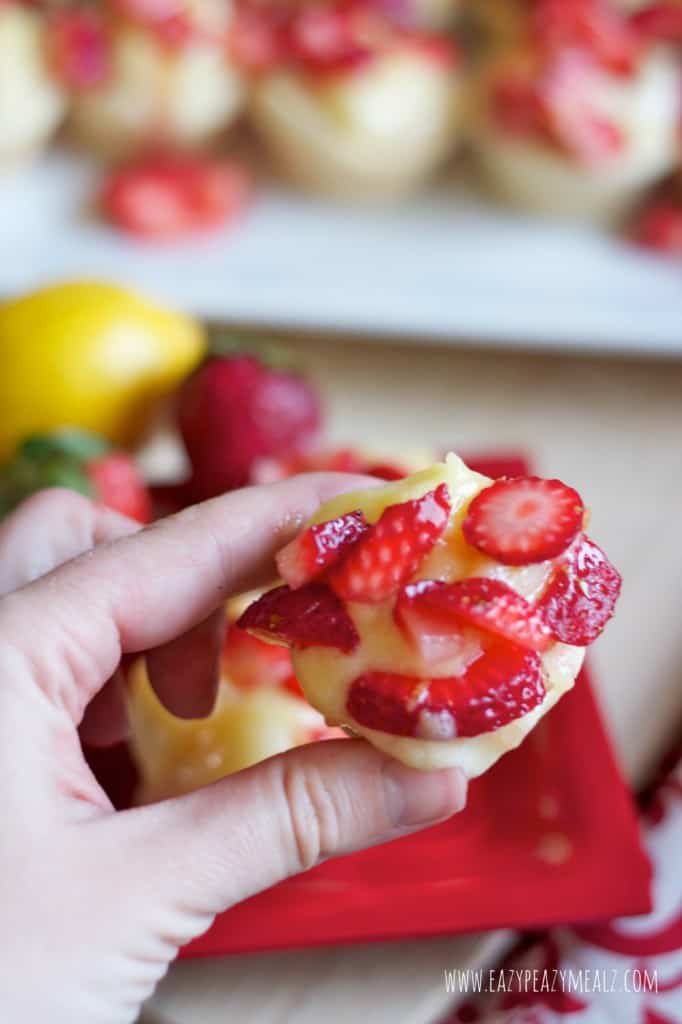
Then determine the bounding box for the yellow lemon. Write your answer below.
[0,280,205,458]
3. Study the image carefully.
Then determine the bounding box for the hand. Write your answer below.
[0,479,467,1024]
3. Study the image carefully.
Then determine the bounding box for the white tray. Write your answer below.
[2,149,680,356]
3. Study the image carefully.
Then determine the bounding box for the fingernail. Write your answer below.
[382,761,468,828]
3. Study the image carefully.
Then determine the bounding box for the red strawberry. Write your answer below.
[86,452,152,523]
[112,0,184,21]
[399,30,459,67]
[492,75,547,139]
[346,642,545,739]
[329,484,451,603]
[533,0,641,75]
[396,577,553,654]
[101,154,250,242]
[0,430,151,523]
[277,510,369,589]
[228,5,288,72]
[631,3,682,43]
[394,580,475,665]
[365,462,407,481]
[539,52,625,164]
[178,350,322,498]
[221,622,294,689]
[631,200,682,256]
[237,583,359,652]
[537,534,621,645]
[462,476,584,566]
[46,8,112,89]
[287,5,374,74]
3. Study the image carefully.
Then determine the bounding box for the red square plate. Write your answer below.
[86,454,651,957]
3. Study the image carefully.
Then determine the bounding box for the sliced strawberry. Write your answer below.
[539,51,625,164]
[631,200,682,257]
[282,673,306,700]
[86,452,152,523]
[631,3,682,44]
[46,9,112,89]
[329,484,451,603]
[365,462,407,481]
[491,75,547,139]
[287,5,374,74]
[533,0,641,75]
[394,580,479,666]
[237,583,360,652]
[112,0,184,22]
[276,510,369,589]
[396,578,553,654]
[222,622,294,690]
[101,155,250,241]
[537,534,622,645]
[228,6,288,72]
[347,642,545,739]
[463,476,583,566]
[399,29,459,68]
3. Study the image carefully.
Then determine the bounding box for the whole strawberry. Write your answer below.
[177,346,322,499]
[0,430,151,523]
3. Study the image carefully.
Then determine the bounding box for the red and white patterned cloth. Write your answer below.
[442,747,682,1024]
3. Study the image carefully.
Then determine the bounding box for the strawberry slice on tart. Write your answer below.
[238,453,622,776]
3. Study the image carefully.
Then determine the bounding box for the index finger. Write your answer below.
[0,473,374,723]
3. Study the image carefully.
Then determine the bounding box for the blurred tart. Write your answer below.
[57,0,245,158]
[0,1,66,173]
[470,0,680,220]
[240,0,464,199]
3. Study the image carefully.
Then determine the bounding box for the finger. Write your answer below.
[103,741,467,939]
[0,488,140,596]
[0,474,373,726]
[146,608,226,719]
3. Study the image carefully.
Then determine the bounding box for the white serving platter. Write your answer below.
[1,149,680,356]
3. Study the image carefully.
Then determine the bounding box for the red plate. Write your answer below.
[85,454,651,957]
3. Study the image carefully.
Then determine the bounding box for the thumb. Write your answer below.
[108,740,466,945]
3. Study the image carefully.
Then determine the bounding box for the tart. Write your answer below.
[128,617,340,804]
[239,453,622,776]
[242,0,463,199]
[0,1,66,174]
[470,0,680,220]
[57,0,245,159]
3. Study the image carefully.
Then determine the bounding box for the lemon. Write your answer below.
[0,281,205,458]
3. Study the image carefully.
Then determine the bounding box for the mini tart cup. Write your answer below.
[67,27,245,160]
[0,5,67,164]
[127,658,323,805]
[470,48,680,223]
[249,58,462,201]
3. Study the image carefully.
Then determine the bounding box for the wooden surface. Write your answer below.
[145,337,682,1024]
